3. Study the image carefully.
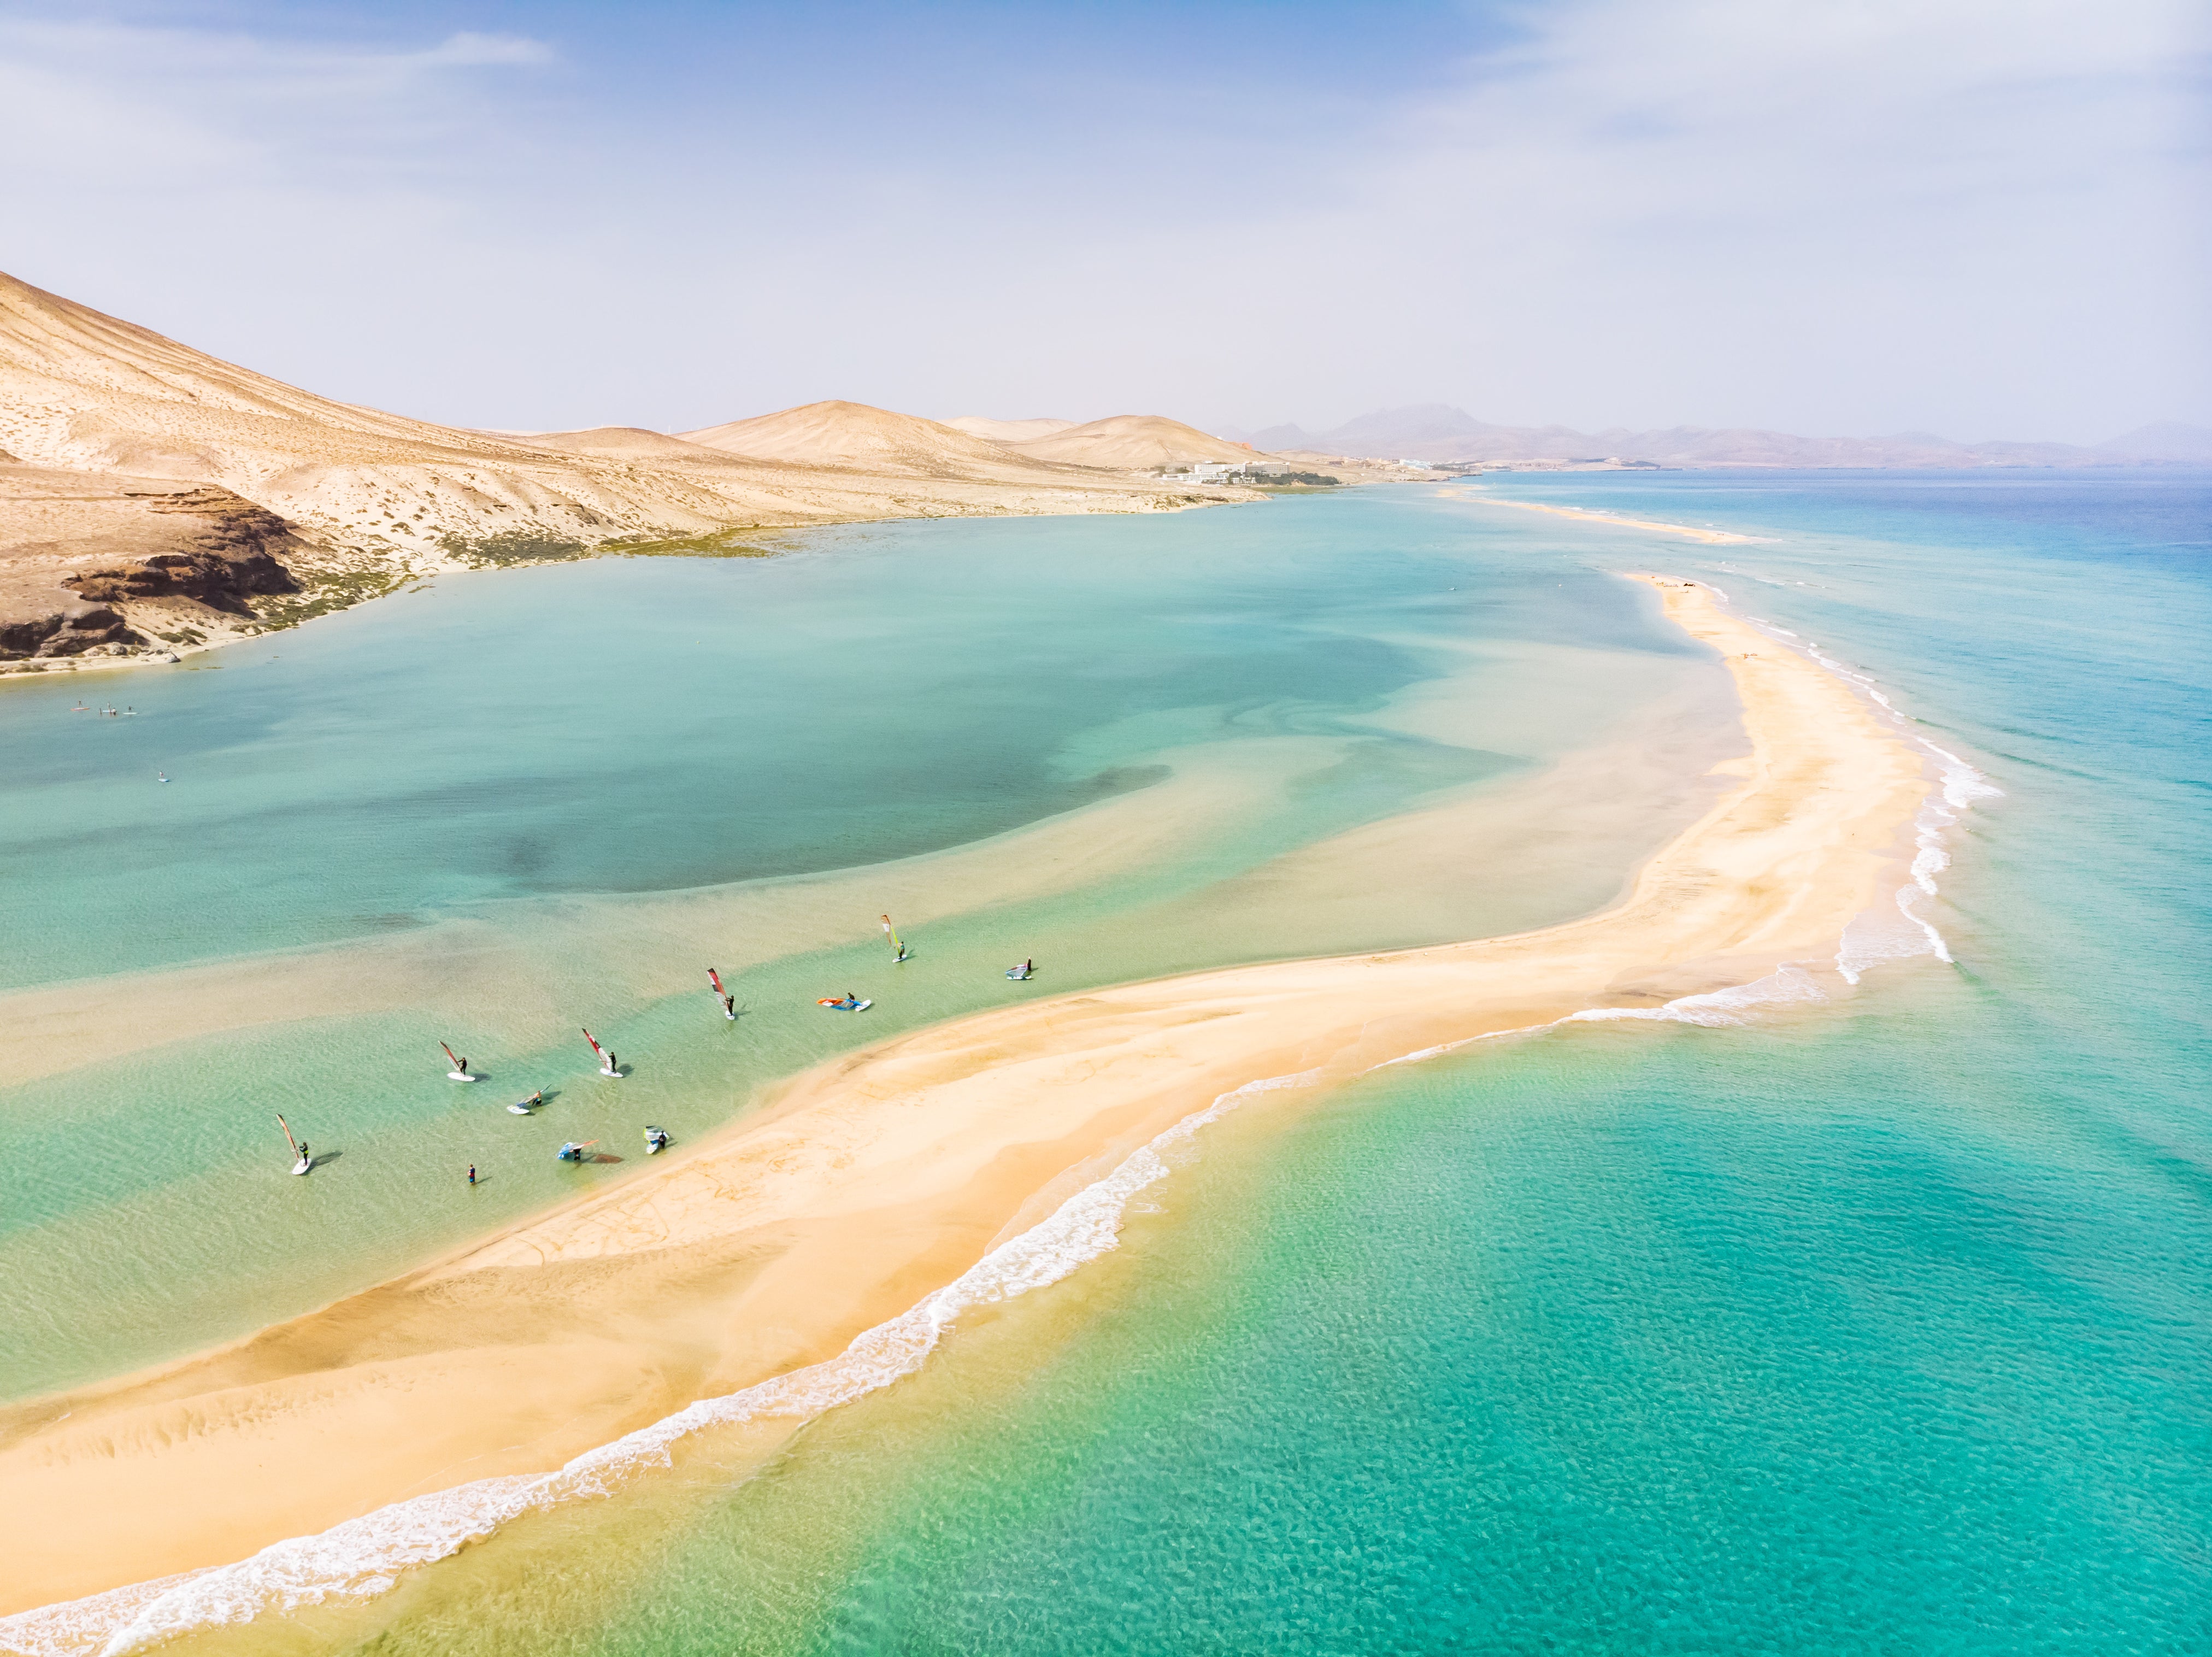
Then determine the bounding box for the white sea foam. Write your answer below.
[0,1071,1321,1657]
[1730,597,2001,984]
[1563,963,1827,1027]
[1368,964,1829,1079]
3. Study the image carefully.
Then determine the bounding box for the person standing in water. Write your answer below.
[467,1164,478,1186]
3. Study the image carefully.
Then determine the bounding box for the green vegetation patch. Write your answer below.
[439,526,782,568]
[250,566,406,631]
[599,528,784,560]
[438,530,596,567]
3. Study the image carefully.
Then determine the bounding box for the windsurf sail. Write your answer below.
[882,914,906,959]
[709,967,726,997]
[276,1113,300,1157]
[441,1041,465,1072]
[583,1027,604,1061]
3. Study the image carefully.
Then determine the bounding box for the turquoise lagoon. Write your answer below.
[3,474,2207,1653]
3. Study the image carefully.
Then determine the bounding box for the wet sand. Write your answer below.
[0,577,1933,1616]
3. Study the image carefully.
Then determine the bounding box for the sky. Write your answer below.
[2,0,2205,443]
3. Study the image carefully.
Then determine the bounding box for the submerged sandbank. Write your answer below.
[0,577,1934,1620]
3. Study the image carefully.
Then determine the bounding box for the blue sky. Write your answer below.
[3,1,2204,441]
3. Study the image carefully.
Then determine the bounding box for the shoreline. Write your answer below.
[0,481,1343,686]
[0,575,1939,1627]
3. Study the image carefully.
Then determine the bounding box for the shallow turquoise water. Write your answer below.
[0,495,1725,1400]
[11,474,2209,1653]
[367,471,2204,1656]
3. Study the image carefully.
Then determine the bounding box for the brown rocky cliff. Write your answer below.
[1,469,304,662]
[64,488,300,614]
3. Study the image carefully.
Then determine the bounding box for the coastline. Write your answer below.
[0,575,1938,1626]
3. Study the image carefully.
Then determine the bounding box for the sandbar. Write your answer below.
[1457,493,1762,544]
[0,577,1932,1617]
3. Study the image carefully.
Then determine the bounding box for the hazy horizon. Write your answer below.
[4,0,2204,444]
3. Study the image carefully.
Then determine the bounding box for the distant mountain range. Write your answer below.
[1221,405,2212,468]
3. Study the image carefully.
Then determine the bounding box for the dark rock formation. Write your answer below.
[0,605,143,657]
[61,489,299,614]
[3,472,305,660]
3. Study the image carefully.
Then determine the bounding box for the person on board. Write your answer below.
[605,1051,618,1073]
[530,1090,544,1107]
[721,992,737,1018]
[296,1140,309,1167]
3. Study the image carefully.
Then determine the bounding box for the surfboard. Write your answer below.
[292,1155,311,1176]
[817,998,872,1012]
[448,1071,478,1082]
[507,1102,534,1115]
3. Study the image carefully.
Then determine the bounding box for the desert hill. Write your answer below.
[504,426,738,461]
[677,401,1055,478]
[0,272,1250,667]
[945,416,1079,444]
[1013,415,1255,470]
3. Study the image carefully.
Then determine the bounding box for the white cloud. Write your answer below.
[0,1,2201,442]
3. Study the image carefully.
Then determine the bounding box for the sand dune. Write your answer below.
[1013,414,1256,469]
[944,415,1079,444]
[0,273,1251,666]
[0,578,1935,1617]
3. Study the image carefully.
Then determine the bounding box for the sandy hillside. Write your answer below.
[0,272,1251,667]
[1014,414,1258,469]
[677,400,1061,480]
[944,415,1079,443]
[499,426,738,461]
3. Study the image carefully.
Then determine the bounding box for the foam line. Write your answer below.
[1368,962,1830,1078]
[0,1073,1322,1657]
[1725,594,2001,984]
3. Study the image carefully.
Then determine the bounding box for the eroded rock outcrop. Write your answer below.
[1,468,304,662]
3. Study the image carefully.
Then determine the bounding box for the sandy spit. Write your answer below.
[1457,492,1763,544]
[0,577,1933,1616]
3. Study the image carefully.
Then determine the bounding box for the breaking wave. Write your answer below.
[1730,597,2001,984]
